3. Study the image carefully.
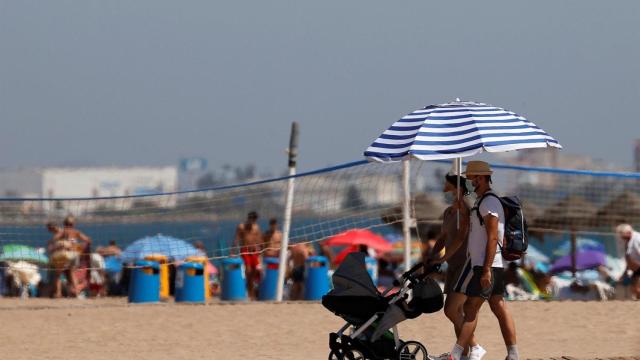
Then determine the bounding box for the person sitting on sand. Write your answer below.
[234,211,262,299]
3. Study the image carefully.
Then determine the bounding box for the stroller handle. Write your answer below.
[396,262,441,286]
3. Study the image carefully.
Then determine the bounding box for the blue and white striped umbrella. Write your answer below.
[365,100,561,162]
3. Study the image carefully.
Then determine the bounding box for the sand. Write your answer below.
[0,298,638,360]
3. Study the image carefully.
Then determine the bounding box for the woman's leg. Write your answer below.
[53,270,63,298]
[445,292,478,348]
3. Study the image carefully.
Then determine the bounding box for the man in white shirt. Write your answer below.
[616,223,640,299]
[448,161,519,360]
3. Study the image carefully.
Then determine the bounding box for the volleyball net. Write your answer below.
[0,159,639,271]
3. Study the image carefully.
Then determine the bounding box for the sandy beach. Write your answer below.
[0,298,638,360]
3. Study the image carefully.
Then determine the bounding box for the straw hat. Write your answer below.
[463,161,493,176]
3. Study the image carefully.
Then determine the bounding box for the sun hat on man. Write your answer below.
[463,161,493,176]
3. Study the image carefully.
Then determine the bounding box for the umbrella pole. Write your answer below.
[402,159,411,271]
[456,158,462,229]
[276,122,298,302]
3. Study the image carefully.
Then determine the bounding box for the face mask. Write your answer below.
[470,178,480,192]
[444,192,455,203]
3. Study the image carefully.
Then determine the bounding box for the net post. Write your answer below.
[402,159,411,272]
[276,122,299,302]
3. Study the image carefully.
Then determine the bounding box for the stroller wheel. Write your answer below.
[397,341,428,360]
[329,349,366,360]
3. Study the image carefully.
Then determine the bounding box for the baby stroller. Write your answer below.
[322,253,443,360]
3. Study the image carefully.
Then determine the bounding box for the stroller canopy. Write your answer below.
[332,252,379,297]
[322,252,386,323]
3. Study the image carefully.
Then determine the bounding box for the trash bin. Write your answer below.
[128,260,160,303]
[304,256,330,300]
[365,256,378,286]
[185,256,210,299]
[258,257,280,301]
[175,262,205,303]
[221,258,247,301]
[144,254,169,299]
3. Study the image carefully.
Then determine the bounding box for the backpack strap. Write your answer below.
[472,191,505,250]
[472,191,500,226]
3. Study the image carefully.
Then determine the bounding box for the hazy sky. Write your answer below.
[1,1,639,173]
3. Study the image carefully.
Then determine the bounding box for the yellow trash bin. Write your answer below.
[144,254,169,299]
[185,256,210,299]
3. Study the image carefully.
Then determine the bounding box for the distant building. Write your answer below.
[496,149,626,188]
[0,166,178,214]
[293,173,402,212]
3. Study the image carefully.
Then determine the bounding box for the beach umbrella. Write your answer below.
[550,250,606,273]
[325,229,393,253]
[0,244,48,265]
[365,100,561,162]
[383,233,403,244]
[521,243,550,265]
[332,245,362,266]
[120,234,201,263]
[552,237,605,258]
[366,100,562,267]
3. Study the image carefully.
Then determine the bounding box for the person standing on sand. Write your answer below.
[263,218,282,259]
[427,174,486,360]
[616,223,640,299]
[288,243,309,300]
[448,161,519,360]
[61,216,92,298]
[234,211,262,299]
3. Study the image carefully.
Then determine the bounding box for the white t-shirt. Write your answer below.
[626,231,640,265]
[467,192,504,268]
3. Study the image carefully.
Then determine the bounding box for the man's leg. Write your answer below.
[489,295,518,358]
[247,268,257,299]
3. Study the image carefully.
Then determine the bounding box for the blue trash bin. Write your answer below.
[221,258,247,301]
[365,256,378,286]
[175,262,205,303]
[304,256,330,300]
[258,257,280,301]
[128,260,160,303]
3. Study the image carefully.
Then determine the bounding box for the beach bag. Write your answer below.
[474,193,528,261]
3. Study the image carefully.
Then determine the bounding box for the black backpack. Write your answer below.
[473,192,528,261]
